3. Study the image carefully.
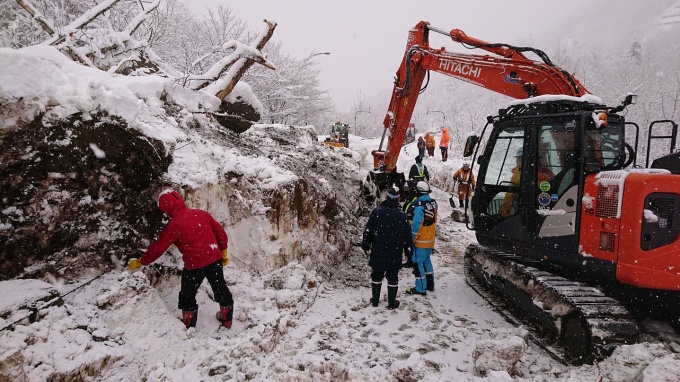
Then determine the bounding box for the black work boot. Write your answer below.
[426,274,435,292]
[387,285,400,309]
[182,310,197,328]
[370,283,381,307]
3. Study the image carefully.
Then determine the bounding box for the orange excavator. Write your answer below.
[368,21,680,364]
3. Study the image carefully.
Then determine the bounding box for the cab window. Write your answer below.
[538,123,577,196]
[585,119,624,169]
[483,127,524,186]
[483,125,525,218]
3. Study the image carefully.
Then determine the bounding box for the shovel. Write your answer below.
[449,192,458,208]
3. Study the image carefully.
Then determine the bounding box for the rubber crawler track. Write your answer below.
[464,243,640,365]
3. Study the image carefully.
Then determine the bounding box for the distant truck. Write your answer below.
[323,122,350,148]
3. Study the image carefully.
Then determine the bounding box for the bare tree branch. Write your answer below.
[44,0,122,46]
[213,19,277,100]
[189,39,275,91]
[11,1,278,107]
[61,45,96,67]
[15,0,57,36]
[125,0,161,36]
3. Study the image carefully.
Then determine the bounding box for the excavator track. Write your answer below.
[464,243,640,365]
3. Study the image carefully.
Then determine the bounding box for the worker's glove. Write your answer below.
[128,258,142,270]
[221,249,229,267]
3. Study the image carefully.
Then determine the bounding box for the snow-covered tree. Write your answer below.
[141,1,253,77]
[1,0,276,111]
[243,43,333,126]
[627,41,643,64]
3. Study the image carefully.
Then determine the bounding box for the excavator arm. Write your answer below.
[372,21,589,176]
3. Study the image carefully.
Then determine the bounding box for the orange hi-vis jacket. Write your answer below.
[439,128,450,148]
[425,133,436,148]
[453,167,476,198]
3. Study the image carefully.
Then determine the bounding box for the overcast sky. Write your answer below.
[193,0,614,112]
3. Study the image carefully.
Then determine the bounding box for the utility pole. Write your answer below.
[354,108,370,137]
[426,108,445,129]
[303,51,330,126]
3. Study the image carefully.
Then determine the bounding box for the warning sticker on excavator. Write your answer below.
[539,181,551,191]
[538,192,551,206]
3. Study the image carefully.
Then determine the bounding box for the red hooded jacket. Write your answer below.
[140,190,228,270]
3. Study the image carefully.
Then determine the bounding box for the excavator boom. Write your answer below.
[372,21,588,175]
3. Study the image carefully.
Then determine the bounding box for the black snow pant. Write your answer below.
[371,268,399,285]
[371,268,399,286]
[178,260,233,311]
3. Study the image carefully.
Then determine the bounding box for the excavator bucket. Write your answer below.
[363,171,405,204]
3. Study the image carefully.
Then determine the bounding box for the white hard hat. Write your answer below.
[416,181,431,194]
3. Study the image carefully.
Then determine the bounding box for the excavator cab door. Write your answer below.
[527,118,582,253]
[473,111,627,260]
[472,120,529,244]
[472,115,580,254]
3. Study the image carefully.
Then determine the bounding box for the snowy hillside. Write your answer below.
[1,44,680,382]
[0,46,363,280]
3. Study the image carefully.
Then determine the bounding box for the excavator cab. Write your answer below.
[471,100,628,263]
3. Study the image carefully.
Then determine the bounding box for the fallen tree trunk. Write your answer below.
[213,19,277,100]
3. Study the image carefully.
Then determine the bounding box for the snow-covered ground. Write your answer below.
[1,46,679,381]
[2,134,679,381]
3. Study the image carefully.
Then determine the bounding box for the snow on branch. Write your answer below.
[14,1,277,101]
[43,0,123,46]
[206,19,278,100]
[211,19,276,99]
[189,20,277,96]
[14,0,169,73]
[125,0,161,36]
[15,0,57,36]
[187,39,275,91]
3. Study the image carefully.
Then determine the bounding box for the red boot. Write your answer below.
[182,310,197,328]
[216,305,233,328]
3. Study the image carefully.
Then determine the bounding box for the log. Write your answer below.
[214,19,277,100]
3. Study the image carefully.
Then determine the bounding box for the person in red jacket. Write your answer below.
[128,189,234,329]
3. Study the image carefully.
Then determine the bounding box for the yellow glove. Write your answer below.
[128,258,143,270]
[221,249,229,266]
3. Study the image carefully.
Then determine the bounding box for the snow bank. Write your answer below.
[0,46,224,128]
